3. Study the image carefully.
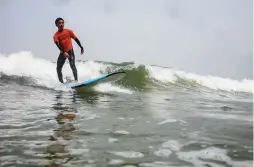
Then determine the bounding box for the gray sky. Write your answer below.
[0,0,252,80]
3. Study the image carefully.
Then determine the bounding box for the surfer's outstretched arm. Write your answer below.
[74,38,84,54]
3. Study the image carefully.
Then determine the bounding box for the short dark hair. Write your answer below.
[55,17,64,25]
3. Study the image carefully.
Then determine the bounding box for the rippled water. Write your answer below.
[0,83,253,167]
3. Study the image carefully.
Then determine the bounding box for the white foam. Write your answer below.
[109,151,144,158]
[161,140,182,151]
[108,159,125,165]
[0,51,131,94]
[147,65,254,93]
[157,119,177,125]
[114,130,130,135]
[108,138,119,143]
[154,149,172,157]
[0,51,58,87]
[201,113,253,122]
[176,147,252,167]
[95,83,133,94]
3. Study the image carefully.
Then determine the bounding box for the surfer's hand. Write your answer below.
[63,52,69,57]
[81,47,84,55]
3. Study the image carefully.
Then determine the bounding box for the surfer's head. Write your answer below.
[55,17,64,31]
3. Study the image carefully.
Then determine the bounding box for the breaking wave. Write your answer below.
[0,51,253,94]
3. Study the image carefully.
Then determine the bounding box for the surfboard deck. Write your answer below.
[66,71,126,89]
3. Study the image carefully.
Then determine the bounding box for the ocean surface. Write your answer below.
[0,52,253,167]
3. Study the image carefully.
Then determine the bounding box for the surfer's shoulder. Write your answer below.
[65,28,74,33]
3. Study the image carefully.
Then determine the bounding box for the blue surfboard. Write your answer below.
[67,71,126,89]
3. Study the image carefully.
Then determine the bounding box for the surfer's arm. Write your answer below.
[55,42,64,53]
[74,38,83,50]
[74,37,84,54]
[68,29,84,52]
[69,30,83,50]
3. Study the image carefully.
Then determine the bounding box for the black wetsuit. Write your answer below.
[56,49,77,83]
[55,37,83,83]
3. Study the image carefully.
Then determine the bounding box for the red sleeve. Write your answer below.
[68,29,77,39]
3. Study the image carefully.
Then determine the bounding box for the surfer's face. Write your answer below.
[57,20,64,30]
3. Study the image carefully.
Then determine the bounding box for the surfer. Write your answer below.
[53,17,84,83]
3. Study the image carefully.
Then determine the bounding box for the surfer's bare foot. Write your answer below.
[74,80,78,83]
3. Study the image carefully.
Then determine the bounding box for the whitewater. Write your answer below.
[0,51,253,167]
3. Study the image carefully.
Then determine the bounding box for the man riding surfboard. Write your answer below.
[53,17,84,83]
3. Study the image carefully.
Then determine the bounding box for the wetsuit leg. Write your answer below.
[67,49,78,81]
[56,53,66,83]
